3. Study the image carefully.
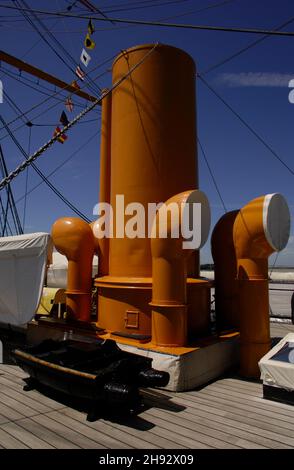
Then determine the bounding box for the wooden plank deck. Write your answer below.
[0,323,293,449]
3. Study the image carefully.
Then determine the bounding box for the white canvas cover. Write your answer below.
[259,333,294,391]
[120,335,239,391]
[47,251,98,288]
[46,251,68,289]
[0,232,52,325]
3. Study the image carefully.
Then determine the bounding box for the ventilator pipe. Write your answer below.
[233,194,290,378]
[211,210,239,330]
[150,190,210,347]
[51,217,95,322]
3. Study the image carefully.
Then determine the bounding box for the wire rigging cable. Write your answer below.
[15,128,100,205]
[0,44,158,192]
[0,0,238,33]
[2,4,294,37]
[0,114,91,222]
[15,0,102,97]
[201,15,294,75]
[0,65,89,108]
[0,51,114,135]
[22,124,31,230]
[1,89,90,222]
[198,138,227,213]
[198,75,294,177]
[0,145,23,235]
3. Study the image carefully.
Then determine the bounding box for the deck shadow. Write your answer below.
[18,378,183,429]
[140,388,186,413]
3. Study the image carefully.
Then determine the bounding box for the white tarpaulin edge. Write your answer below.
[259,333,294,391]
[0,232,52,325]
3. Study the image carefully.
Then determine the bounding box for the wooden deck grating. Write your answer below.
[0,323,294,449]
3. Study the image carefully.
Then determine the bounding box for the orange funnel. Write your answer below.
[96,43,212,341]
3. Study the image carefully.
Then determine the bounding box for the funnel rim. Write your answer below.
[112,43,195,71]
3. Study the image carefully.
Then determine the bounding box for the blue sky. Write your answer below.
[0,0,293,265]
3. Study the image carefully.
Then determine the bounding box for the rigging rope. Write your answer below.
[0,114,91,222]
[3,4,294,37]
[0,44,158,192]
[198,137,227,213]
[198,75,294,177]
[200,15,294,76]
[15,129,100,205]
[22,123,32,230]
[0,52,114,135]
[16,0,102,97]
[0,145,22,235]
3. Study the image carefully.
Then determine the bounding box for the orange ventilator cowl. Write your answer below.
[211,210,239,330]
[150,190,210,347]
[52,217,95,322]
[233,194,290,378]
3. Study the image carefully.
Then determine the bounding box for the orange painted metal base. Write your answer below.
[95,277,212,344]
[27,317,238,357]
[99,330,239,356]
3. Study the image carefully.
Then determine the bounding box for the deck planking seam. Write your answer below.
[202,383,294,415]
[59,407,217,450]
[145,397,293,448]
[45,410,133,449]
[58,408,157,449]
[187,388,294,419]
[0,426,29,449]
[0,321,294,450]
[0,381,54,414]
[0,373,66,410]
[14,417,80,449]
[140,409,243,449]
[153,390,294,433]
[30,414,107,449]
[59,408,206,449]
[150,388,294,428]
[144,407,271,449]
[0,421,55,449]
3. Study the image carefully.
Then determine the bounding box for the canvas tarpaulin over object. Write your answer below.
[259,333,294,391]
[0,232,52,325]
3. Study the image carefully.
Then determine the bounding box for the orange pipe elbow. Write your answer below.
[211,210,239,330]
[150,190,210,347]
[51,217,95,322]
[233,194,290,378]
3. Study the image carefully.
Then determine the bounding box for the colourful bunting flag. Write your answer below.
[65,96,74,112]
[80,48,91,67]
[53,126,68,144]
[84,33,95,50]
[52,16,98,145]
[88,19,95,35]
[75,65,85,81]
[60,111,69,127]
